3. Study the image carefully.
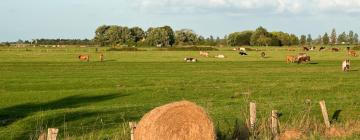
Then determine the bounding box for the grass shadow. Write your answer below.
[0,93,127,127]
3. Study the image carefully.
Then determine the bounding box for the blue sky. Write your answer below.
[1,0,360,42]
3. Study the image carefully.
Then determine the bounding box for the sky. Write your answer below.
[1,0,360,42]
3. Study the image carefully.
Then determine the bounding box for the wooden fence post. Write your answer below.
[129,122,137,140]
[319,100,331,128]
[249,102,256,130]
[47,128,58,140]
[271,110,279,140]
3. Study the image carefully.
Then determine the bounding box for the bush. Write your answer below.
[107,47,140,51]
[156,46,218,51]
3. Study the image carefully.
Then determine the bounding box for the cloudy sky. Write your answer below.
[1,0,360,42]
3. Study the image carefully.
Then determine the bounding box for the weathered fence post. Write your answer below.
[129,122,137,140]
[319,100,331,128]
[249,102,256,129]
[47,128,58,140]
[271,110,279,140]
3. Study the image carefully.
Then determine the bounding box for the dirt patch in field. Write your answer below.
[134,100,215,140]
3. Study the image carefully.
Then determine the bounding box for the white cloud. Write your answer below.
[134,0,360,15]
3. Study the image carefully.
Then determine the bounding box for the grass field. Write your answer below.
[0,46,359,139]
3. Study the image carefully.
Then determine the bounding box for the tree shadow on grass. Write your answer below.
[13,106,144,139]
[0,93,127,127]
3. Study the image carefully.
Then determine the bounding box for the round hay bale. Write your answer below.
[134,101,215,140]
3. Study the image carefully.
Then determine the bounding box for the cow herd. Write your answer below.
[184,46,357,72]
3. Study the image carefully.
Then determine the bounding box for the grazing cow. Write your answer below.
[287,48,296,51]
[319,47,325,51]
[100,53,104,62]
[239,50,247,55]
[215,54,225,58]
[79,55,90,62]
[310,46,316,51]
[332,48,340,52]
[303,47,309,51]
[297,55,310,64]
[184,57,197,62]
[261,52,266,58]
[348,50,358,57]
[286,55,296,63]
[342,59,350,72]
[199,51,209,57]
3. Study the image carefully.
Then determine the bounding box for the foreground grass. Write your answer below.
[0,47,359,139]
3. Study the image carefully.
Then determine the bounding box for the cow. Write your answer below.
[79,55,89,62]
[348,50,358,57]
[199,51,209,57]
[297,55,310,64]
[100,53,104,62]
[261,52,266,58]
[342,59,350,72]
[239,50,247,55]
[310,46,316,51]
[215,54,225,58]
[332,48,340,52]
[286,55,296,63]
[184,57,197,62]
[287,48,296,51]
[319,47,325,51]
[303,47,309,51]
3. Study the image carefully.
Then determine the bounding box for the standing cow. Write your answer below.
[286,55,296,63]
[342,59,350,72]
[200,51,209,57]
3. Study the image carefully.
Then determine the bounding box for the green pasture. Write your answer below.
[0,46,359,139]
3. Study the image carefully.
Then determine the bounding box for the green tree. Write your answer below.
[354,33,359,44]
[130,27,145,42]
[227,31,253,46]
[289,34,299,45]
[175,29,198,45]
[337,32,348,44]
[94,25,110,46]
[250,26,271,46]
[348,31,354,44]
[145,26,175,47]
[307,34,312,45]
[271,32,291,46]
[300,35,306,45]
[323,33,330,45]
[331,28,337,45]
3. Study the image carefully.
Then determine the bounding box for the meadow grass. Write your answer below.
[0,46,359,139]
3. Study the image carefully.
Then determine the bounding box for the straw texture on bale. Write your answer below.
[134,101,215,140]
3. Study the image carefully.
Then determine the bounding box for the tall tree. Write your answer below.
[337,32,348,44]
[306,34,312,45]
[323,33,330,45]
[300,35,306,45]
[330,28,337,45]
[227,31,253,46]
[250,26,271,46]
[289,34,299,45]
[130,27,145,42]
[354,33,359,44]
[348,30,354,44]
[175,29,198,45]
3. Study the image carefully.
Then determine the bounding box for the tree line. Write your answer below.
[1,26,359,47]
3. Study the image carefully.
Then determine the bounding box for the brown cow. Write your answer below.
[286,55,296,63]
[79,55,89,62]
[332,48,340,52]
[303,47,309,51]
[199,51,209,57]
[287,48,296,51]
[100,53,104,62]
[319,47,325,51]
[348,50,358,57]
[297,55,310,64]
